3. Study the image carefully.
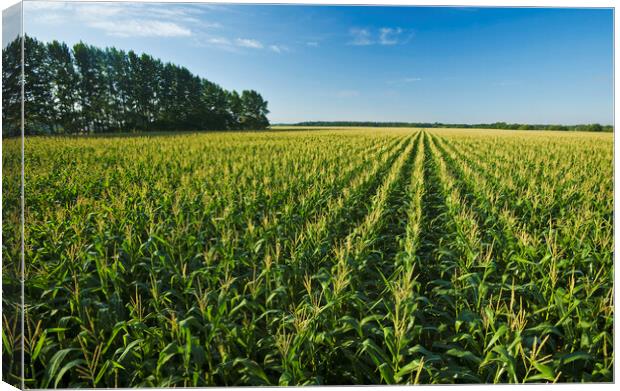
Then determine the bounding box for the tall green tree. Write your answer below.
[104,47,128,131]
[47,40,78,133]
[24,36,54,134]
[2,37,21,137]
[227,90,243,130]
[156,62,178,130]
[240,90,270,130]
[73,42,107,133]
[135,53,160,130]
[202,80,234,130]
[2,35,271,134]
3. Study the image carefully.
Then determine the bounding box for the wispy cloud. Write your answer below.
[90,20,191,38]
[379,28,403,45]
[25,2,67,11]
[236,38,263,49]
[30,12,66,25]
[193,36,240,52]
[349,28,373,46]
[269,44,288,53]
[26,2,290,54]
[205,37,230,45]
[349,27,413,46]
[26,2,216,38]
[306,41,319,47]
[200,36,288,54]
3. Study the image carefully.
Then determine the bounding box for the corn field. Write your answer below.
[1,128,614,386]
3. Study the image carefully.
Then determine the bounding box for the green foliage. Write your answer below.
[1,36,270,136]
[2,37,22,137]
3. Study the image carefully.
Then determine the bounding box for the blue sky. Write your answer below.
[22,1,613,124]
[2,2,21,47]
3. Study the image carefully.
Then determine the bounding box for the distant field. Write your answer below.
[2,128,613,386]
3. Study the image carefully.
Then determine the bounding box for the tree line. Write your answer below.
[291,121,613,132]
[2,36,270,136]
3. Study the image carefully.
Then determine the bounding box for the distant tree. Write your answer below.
[156,62,177,130]
[104,47,130,131]
[186,75,205,129]
[47,40,78,133]
[202,80,234,130]
[126,50,145,130]
[73,42,106,133]
[24,36,54,134]
[2,37,21,137]
[137,53,160,129]
[3,35,271,135]
[589,123,603,132]
[240,90,270,130]
[292,121,612,132]
[227,90,243,129]
[174,66,197,129]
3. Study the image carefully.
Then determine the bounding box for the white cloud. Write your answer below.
[269,44,288,53]
[349,27,411,46]
[349,28,373,46]
[306,41,319,47]
[207,37,232,45]
[90,20,192,38]
[193,36,240,52]
[26,2,287,52]
[198,36,286,54]
[25,2,68,11]
[75,4,125,19]
[33,13,67,25]
[236,38,263,49]
[136,7,207,24]
[24,2,221,38]
[379,27,403,45]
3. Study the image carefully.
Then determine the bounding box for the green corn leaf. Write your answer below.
[42,348,79,388]
[55,358,87,388]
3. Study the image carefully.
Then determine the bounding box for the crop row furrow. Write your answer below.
[354,131,428,384]
[186,134,414,385]
[319,132,420,384]
[429,132,613,382]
